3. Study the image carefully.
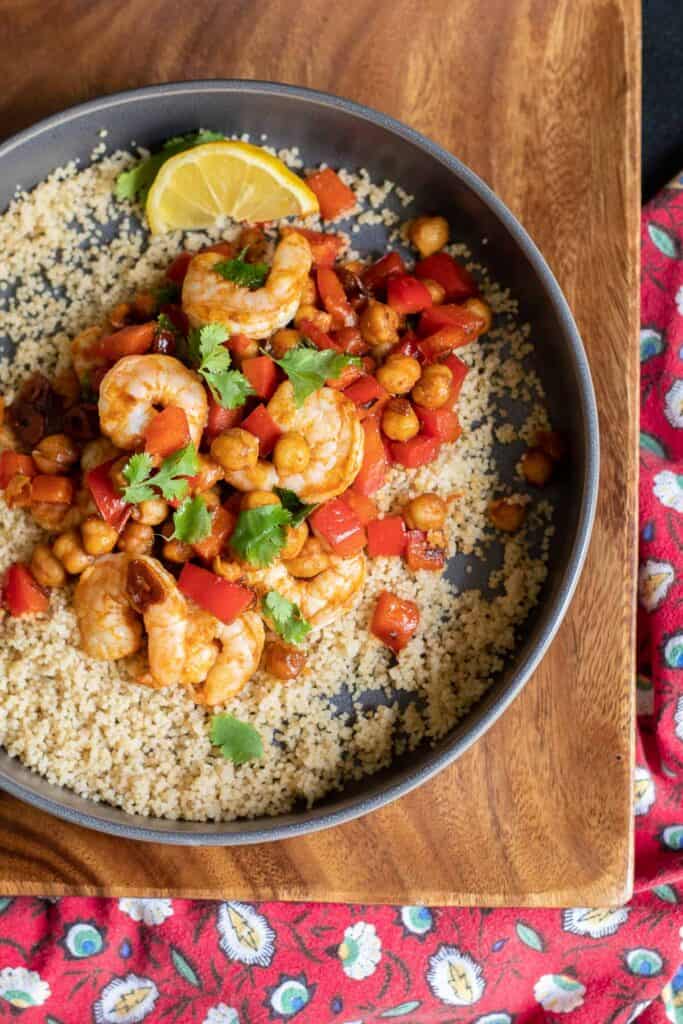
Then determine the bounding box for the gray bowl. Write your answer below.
[0,81,598,844]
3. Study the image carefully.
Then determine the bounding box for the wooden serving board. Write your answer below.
[0,0,639,906]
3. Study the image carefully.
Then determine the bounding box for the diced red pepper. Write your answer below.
[297,319,341,352]
[159,303,189,336]
[305,168,356,221]
[178,562,254,624]
[414,253,477,302]
[362,252,405,293]
[327,362,364,391]
[2,563,48,616]
[352,416,390,495]
[371,590,419,652]
[99,322,156,361]
[309,498,366,557]
[242,404,282,457]
[166,251,193,285]
[330,326,368,355]
[205,394,243,442]
[192,505,236,562]
[414,406,462,443]
[282,227,344,267]
[418,303,486,339]
[391,333,420,359]
[442,354,469,404]
[0,452,36,489]
[227,333,257,361]
[344,375,387,409]
[242,356,279,401]
[386,274,433,315]
[418,327,475,361]
[86,458,131,531]
[317,268,357,328]
[404,530,446,572]
[390,435,441,468]
[31,475,74,505]
[144,406,190,459]
[366,515,407,558]
[340,490,378,526]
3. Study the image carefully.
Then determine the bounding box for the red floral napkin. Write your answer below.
[0,181,682,1024]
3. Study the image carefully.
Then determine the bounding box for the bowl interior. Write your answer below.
[0,82,597,843]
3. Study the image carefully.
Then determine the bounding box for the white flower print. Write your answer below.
[338,921,382,980]
[634,765,657,815]
[562,906,630,938]
[534,974,585,1013]
[94,974,159,1023]
[217,902,275,967]
[203,1005,240,1024]
[426,945,485,1006]
[676,285,683,316]
[653,470,683,512]
[638,559,675,611]
[626,1001,652,1024]
[665,380,683,428]
[118,898,173,926]
[0,966,50,1009]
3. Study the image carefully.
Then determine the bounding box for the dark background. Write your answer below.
[643,0,683,199]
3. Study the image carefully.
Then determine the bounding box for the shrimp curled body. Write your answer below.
[73,554,143,661]
[182,232,313,339]
[190,611,265,707]
[98,354,208,450]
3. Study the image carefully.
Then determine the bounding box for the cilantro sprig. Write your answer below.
[229,505,292,567]
[262,591,311,645]
[274,487,318,527]
[274,346,361,406]
[188,323,254,409]
[210,714,263,764]
[115,130,225,203]
[171,495,212,544]
[213,248,269,290]
[121,444,200,504]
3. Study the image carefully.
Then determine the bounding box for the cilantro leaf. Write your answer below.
[121,452,156,504]
[230,505,292,567]
[156,312,178,334]
[115,130,225,203]
[210,713,263,764]
[188,323,255,409]
[274,347,362,407]
[171,495,212,544]
[154,281,180,305]
[274,487,318,527]
[121,444,200,505]
[213,248,269,290]
[262,590,311,645]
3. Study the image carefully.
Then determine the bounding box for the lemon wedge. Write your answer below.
[145,141,319,234]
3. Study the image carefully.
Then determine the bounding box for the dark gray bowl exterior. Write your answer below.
[0,81,599,845]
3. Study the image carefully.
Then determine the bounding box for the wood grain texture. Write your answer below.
[0,0,639,905]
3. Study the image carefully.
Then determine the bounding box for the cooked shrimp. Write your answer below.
[126,556,188,687]
[98,354,208,450]
[70,324,106,382]
[181,606,220,686]
[193,611,265,706]
[224,382,364,504]
[182,232,313,339]
[73,553,143,661]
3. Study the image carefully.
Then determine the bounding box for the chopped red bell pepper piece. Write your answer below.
[165,251,193,285]
[404,530,446,572]
[0,452,36,489]
[414,406,462,443]
[178,562,254,624]
[241,355,279,401]
[344,375,386,408]
[418,327,476,361]
[390,333,420,359]
[226,333,256,360]
[31,475,74,505]
[241,403,282,457]
[144,406,190,459]
[330,326,368,355]
[309,498,366,557]
[86,458,131,531]
[352,416,390,495]
[362,252,405,293]
[442,354,469,404]
[305,168,356,221]
[192,505,236,562]
[340,490,378,526]
[371,590,419,652]
[99,322,156,361]
[327,362,364,391]
[282,227,344,267]
[297,319,342,352]
[366,515,407,558]
[414,253,477,302]
[2,563,49,616]
[205,394,243,441]
[390,434,441,468]
[317,268,357,328]
[418,303,486,339]
[386,274,433,315]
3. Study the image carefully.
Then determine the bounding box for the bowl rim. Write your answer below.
[0,79,599,845]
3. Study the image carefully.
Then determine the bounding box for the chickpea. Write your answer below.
[381,398,420,442]
[4,473,33,509]
[463,297,493,334]
[192,453,225,492]
[108,301,132,330]
[270,328,301,359]
[421,278,446,305]
[133,290,156,319]
[53,367,81,408]
[132,497,169,526]
[294,304,333,332]
[53,529,93,575]
[299,276,318,307]
[280,521,309,561]
[404,493,447,531]
[211,428,259,473]
[162,538,193,563]
[520,448,554,487]
[240,490,281,511]
[408,215,449,258]
[283,536,330,578]
[201,487,222,511]
[81,515,119,556]
[273,432,311,475]
[536,430,565,462]
[30,543,67,588]
[488,497,527,532]
[80,437,120,473]
[263,640,307,680]
[412,363,453,409]
[359,300,400,351]
[117,521,154,555]
[376,355,422,395]
[109,455,129,495]
[31,501,70,531]
[32,433,79,475]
